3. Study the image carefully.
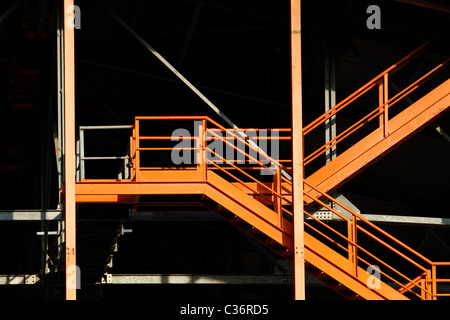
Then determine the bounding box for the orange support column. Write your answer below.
[290,0,305,300]
[64,0,77,300]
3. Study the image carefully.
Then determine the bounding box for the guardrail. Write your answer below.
[77,125,133,181]
[129,116,450,299]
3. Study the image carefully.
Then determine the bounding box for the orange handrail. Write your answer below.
[303,30,450,167]
[303,179,450,299]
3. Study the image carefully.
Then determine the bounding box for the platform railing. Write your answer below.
[77,125,133,181]
[129,115,450,299]
[130,116,293,225]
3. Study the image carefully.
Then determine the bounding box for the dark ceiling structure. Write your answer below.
[0,0,449,300]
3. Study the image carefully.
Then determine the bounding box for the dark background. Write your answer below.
[0,0,449,299]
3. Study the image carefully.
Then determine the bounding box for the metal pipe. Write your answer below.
[80,128,85,180]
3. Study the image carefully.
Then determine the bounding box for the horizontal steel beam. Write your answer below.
[0,210,63,221]
[0,275,40,285]
[101,274,296,285]
[308,211,450,227]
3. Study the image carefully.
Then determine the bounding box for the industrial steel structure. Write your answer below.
[0,0,449,300]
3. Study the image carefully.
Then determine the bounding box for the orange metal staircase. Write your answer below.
[76,115,450,300]
[74,34,450,299]
[303,34,450,204]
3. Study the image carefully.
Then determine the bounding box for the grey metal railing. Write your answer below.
[76,125,133,181]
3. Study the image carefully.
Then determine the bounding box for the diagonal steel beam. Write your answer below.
[0,0,25,25]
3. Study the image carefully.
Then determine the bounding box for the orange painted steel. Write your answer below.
[301,31,450,203]
[304,57,449,167]
[75,114,450,299]
[305,77,450,202]
[303,28,448,137]
[73,27,450,301]
[63,0,77,301]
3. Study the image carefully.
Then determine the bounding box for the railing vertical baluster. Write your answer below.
[420,278,426,299]
[76,138,80,182]
[378,73,389,138]
[135,120,140,180]
[426,270,432,300]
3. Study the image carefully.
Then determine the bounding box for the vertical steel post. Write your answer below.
[63,0,77,300]
[324,42,337,163]
[378,79,384,135]
[432,265,437,300]
[57,0,65,203]
[290,0,305,300]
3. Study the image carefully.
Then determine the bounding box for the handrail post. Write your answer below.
[291,0,305,300]
[135,119,140,180]
[378,73,389,138]
[383,73,389,137]
[196,119,207,180]
[347,215,358,277]
[426,270,432,300]
[432,265,437,300]
[420,278,426,299]
[79,128,85,180]
[130,128,136,180]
